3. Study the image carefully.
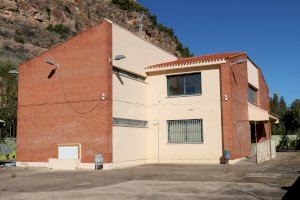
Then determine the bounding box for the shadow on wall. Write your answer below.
[282,175,300,199]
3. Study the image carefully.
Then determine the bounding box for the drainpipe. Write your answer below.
[269,122,272,160]
[255,121,258,164]
[153,120,160,164]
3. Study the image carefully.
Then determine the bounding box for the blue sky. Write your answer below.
[138,0,300,105]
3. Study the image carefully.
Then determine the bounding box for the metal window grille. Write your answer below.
[113,118,148,128]
[168,119,203,143]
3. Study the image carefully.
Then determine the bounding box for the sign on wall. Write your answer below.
[58,146,79,159]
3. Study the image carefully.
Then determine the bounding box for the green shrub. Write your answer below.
[13,35,25,44]
[277,134,300,150]
[149,15,157,26]
[112,0,148,12]
[277,134,291,150]
[47,24,70,39]
[176,42,192,58]
[3,43,11,51]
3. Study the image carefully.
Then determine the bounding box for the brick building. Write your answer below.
[16,20,277,169]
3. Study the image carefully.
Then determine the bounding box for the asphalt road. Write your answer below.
[0,152,299,200]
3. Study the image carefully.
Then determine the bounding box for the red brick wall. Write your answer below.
[220,62,234,160]
[258,68,271,140]
[220,55,271,160]
[230,55,251,159]
[258,69,270,112]
[220,54,251,160]
[16,21,113,163]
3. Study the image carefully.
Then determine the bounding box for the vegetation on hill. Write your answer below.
[0,0,194,142]
[111,0,192,57]
[0,0,192,65]
[47,24,71,39]
[0,61,18,139]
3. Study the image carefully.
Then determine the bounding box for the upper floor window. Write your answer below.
[167,73,201,96]
[248,85,258,104]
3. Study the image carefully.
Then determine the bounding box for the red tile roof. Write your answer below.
[146,52,246,70]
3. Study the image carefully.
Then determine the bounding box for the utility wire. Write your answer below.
[56,69,102,115]
[19,69,270,115]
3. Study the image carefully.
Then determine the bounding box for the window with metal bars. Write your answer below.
[168,119,203,143]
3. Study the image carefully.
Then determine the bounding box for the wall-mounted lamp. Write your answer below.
[224,95,228,101]
[153,120,160,125]
[101,93,106,101]
[109,55,126,63]
[45,59,59,68]
[45,58,60,79]
[8,70,19,75]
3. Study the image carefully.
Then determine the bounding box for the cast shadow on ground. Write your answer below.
[282,175,300,199]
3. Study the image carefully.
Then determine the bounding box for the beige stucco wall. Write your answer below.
[247,59,259,89]
[112,23,176,75]
[112,126,150,163]
[147,68,223,163]
[112,23,222,164]
[112,74,150,163]
[112,23,176,163]
[248,103,269,121]
[257,139,271,163]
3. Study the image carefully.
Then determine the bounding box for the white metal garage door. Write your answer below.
[58,146,79,159]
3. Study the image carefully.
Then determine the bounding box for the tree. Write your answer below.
[0,60,18,139]
[289,99,300,133]
[290,99,300,119]
[283,109,299,134]
[270,94,287,135]
[278,96,287,118]
[271,96,300,135]
[270,93,279,115]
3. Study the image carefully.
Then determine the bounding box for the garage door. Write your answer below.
[58,146,79,159]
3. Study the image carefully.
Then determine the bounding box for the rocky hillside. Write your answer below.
[0,0,191,64]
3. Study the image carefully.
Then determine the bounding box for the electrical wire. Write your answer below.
[19,68,270,115]
[19,93,270,112]
[56,69,102,114]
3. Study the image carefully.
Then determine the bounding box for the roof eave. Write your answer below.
[145,59,226,73]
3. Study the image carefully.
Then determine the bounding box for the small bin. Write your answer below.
[224,150,231,164]
[95,154,103,170]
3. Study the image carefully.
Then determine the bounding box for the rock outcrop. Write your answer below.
[0,0,186,63]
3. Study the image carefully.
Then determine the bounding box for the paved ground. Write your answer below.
[0,152,299,200]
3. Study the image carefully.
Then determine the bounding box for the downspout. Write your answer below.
[269,122,272,159]
[153,120,160,164]
[218,64,226,163]
[158,123,160,164]
[255,121,258,164]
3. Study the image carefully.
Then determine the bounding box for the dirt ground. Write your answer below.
[0,152,299,200]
